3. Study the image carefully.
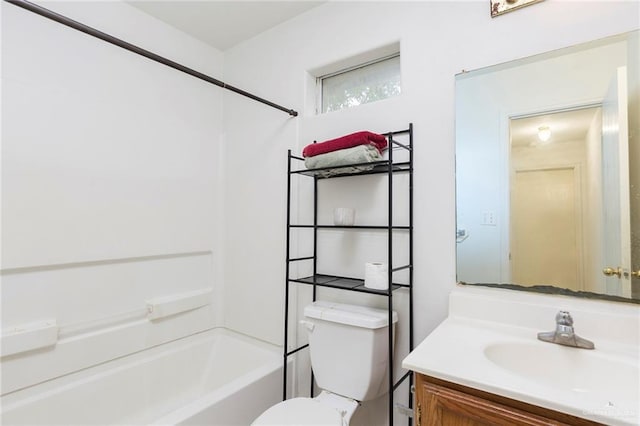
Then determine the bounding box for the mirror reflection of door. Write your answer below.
[601,66,632,298]
[511,167,581,290]
[509,107,603,292]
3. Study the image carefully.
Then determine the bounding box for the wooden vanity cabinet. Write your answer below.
[414,374,602,426]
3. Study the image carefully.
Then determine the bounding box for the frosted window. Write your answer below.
[321,55,401,113]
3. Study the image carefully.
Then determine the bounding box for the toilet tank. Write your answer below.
[302,301,398,402]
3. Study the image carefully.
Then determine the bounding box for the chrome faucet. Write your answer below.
[537,311,595,349]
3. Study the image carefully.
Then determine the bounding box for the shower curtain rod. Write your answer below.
[5,0,299,117]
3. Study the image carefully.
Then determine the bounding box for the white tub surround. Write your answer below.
[1,328,284,426]
[2,2,226,420]
[402,285,639,426]
[1,290,215,396]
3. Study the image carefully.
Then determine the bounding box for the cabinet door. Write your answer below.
[416,380,564,426]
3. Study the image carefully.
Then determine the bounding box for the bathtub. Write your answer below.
[1,328,286,425]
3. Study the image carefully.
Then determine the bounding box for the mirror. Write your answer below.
[455,30,639,303]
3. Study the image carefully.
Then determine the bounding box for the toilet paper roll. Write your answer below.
[364,262,388,290]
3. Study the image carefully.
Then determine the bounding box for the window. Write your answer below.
[319,54,401,113]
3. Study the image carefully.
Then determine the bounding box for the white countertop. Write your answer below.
[402,286,640,426]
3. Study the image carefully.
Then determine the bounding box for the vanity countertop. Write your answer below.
[402,285,639,426]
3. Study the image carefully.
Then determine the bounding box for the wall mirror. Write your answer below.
[455,30,639,303]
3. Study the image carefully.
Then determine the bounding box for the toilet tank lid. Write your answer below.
[304,301,398,329]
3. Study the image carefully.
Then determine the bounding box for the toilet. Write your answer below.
[252,300,398,426]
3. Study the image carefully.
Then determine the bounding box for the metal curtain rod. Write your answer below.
[5,0,299,117]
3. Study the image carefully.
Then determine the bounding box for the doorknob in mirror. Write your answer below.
[632,270,640,278]
[602,267,622,278]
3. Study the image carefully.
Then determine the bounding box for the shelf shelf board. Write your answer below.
[291,161,411,179]
[289,274,407,295]
[290,225,410,230]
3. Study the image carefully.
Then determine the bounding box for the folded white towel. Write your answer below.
[304,144,382,177]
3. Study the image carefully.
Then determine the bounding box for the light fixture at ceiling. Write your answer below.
[537,125,551,142]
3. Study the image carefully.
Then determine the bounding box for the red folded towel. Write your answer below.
[302,131,388,158]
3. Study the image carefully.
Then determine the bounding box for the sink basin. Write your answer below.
[484,342,639,405]
[403,288,640,425]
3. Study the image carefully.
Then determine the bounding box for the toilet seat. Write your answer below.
[252,391,359,426]
[252,397,342,425]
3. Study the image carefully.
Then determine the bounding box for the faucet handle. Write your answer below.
[539,310,594,349]
[555,310,573,327]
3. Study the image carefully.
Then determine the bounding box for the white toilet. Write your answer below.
[252,300,398,426]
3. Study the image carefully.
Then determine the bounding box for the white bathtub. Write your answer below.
[1,328,285,425]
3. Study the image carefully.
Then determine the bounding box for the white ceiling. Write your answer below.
[127,1,325,51]
[511,107,601,148]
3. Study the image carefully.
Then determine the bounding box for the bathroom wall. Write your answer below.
[221,0,638,353]
[1,1,224,392]
[220,5,638,420]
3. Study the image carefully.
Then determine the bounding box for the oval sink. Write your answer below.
[484,342,639,404]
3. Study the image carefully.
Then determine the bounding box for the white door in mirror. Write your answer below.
[601,66,631,298]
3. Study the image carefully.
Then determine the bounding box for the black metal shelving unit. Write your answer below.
[283,124,414,426]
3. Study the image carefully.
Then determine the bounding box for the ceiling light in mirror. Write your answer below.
[537,126,551,142]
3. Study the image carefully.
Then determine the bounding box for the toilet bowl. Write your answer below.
[252,301,397,426]
[252,390,358,426]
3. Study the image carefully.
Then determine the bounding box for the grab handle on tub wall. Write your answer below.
[146,288,213,321]
[1,319,58,357]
